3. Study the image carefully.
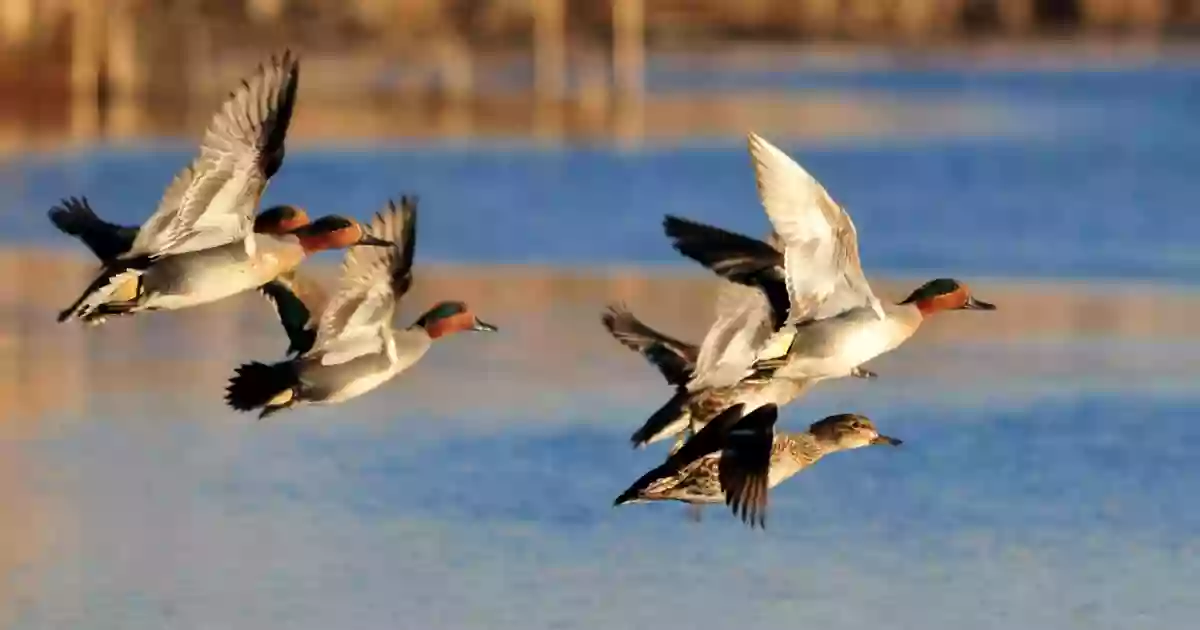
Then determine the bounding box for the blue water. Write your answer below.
[4,65,1200,282]
[14,379,1200,629]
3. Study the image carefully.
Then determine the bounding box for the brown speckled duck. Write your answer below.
[614,403,901,528]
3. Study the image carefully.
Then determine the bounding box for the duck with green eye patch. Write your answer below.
[48,201,314,327]
[225,196,498,420]
[662,132,997,392]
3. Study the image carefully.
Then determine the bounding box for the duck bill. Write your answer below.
[870,435,903,446]
[357,235,394,247]
[472,318,498,332]
[962,296,996,311]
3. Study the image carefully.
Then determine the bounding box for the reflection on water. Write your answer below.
[4,257,1200,629]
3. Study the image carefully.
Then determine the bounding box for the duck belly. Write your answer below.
[298,353,404,405]
[782,316,905,380]
[140,244,279,310]
[322,369,398,404]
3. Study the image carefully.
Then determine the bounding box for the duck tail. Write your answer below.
[629,390,692,449]
[613,486,644,506]
[225,361,299,418]
[57,263,146,324]
[613,462,673,506]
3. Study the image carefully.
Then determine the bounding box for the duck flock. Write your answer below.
[48,51,998,530]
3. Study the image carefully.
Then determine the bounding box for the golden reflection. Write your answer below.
[3,249,1200,436]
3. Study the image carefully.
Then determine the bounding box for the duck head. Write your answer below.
[254,205,310,234]
[291,216,393,253]
[809,414,902,451]
[900,278,996,316]
[415,301,498,339]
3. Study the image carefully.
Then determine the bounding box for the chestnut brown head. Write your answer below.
[415,301,498,339]
[899,278,996,316]
[291,216,393,253]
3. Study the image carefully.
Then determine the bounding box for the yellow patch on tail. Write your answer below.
[267,389,294,407]
[109,275,140,303]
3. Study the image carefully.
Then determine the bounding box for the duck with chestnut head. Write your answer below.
[661,131,996,391]
[56,51,332,324]
[614,403,902,528]
[57,209,389,323]
[225,196,498,419]
[50,201,313,325]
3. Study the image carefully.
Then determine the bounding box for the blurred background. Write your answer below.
[3,1,1200,629]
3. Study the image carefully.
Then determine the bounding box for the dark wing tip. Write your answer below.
[47,196,94,221]
[600,303,635,337]
[721,463,770,529]
[396,194,418,273]
[381,195,418,233]
[399,195,418,239]
[260,48,300,82]
[603,302,631,319]
[257,49,301,178]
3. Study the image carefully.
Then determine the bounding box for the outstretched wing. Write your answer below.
[259,269,330,356]
[746,132,882,323]
[601,304,697,387]
[127,51,300,258]
[309,197,417,365]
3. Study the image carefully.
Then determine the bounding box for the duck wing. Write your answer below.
[126,51,299,259]
[746,131,882,324]
[259,269,330,356]
[601,304,697,387]
[47,196,138,262]
[661,215,795,390]
[309,197,417,366]
[717,403,781,529]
